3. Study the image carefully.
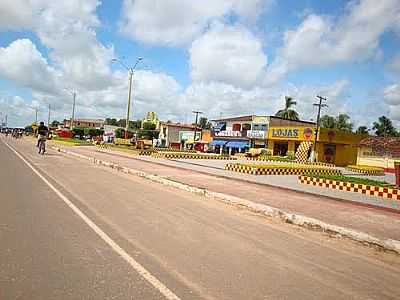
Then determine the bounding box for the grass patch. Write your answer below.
[306,173,394,188]
[227,163,341,175]
[238,163,330,170]
[153,152,236,159]
[52,136,91,146]
[106,144,155,155]
[346,165,384,174]
[250,155,295,162]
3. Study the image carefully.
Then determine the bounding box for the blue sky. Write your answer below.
[0,0,399,128]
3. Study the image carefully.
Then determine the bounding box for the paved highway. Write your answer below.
[1,136,400,299]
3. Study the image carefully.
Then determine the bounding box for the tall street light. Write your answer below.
[64,88,77,129]
[112,57,143,139]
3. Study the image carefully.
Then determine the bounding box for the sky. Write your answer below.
[0,0,399,128]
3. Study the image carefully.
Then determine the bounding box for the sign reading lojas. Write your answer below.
[272,128,299,138]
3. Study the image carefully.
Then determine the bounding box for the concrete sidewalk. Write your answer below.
[79,145,399,210]
[45,142,400,244]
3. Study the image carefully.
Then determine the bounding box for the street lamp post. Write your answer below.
[112,57,143,139]
[48,104,51,128]
[65,88,77,129]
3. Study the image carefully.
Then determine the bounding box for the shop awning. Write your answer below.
[226,141,249,149]
[210,140,228,146]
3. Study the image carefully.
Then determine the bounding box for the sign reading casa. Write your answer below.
[272,128,299,138]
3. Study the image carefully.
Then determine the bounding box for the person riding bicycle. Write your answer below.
[36,122,48,149]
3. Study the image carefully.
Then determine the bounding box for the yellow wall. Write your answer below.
[316,143,358,166]
[357,146,400,170]
[258,126,366,165]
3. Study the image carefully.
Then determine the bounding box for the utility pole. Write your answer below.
[312,96,328,162]
[112,57,143,139]
[71,91,76,129]
[35,108,38,124]
[125,69,133,139]
[48,103,51,127]
[192,110,203,145]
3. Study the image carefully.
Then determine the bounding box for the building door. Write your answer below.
[323,144,336,163]
[273,142,288,156]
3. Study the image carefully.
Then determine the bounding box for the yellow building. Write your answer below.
[210,115,366,165]
[267,126,366,166]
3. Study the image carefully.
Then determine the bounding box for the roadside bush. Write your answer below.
[305,173,393,188]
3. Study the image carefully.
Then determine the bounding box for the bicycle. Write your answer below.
[38,138,46,155]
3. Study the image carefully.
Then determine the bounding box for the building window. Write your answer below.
[242,123,251,131]
[232,123,241,131]
[253,124,267,131]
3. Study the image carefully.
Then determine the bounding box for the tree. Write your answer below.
[105,118,118,126]
[142,122,156,131]
[320,115,336,129]
[335,114,353,132]
[275,96,299,120]
[356,126,369,135]
[199,117,211,129]
[83,127,104,137]
[51,120,60,127]
[372,116,397,137]
[72,127,84,138]
[320,114,353,132]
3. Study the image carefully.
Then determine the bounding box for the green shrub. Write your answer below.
[305,173,394,188]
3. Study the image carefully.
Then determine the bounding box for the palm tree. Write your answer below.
[275,96,299,120]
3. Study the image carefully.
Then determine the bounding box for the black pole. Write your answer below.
[192,110,203,147]
[313,96,327,162]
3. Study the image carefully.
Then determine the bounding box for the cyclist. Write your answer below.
[37,122,48,154]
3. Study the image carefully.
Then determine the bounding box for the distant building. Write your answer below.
[63,118,104,129]
[158,122,202,149]
[141,112,160,129]
[210,115,366,165]
[357,137,400,173]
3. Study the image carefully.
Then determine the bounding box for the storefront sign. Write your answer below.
[214,130,244,137]
[252,116,268,124]
[272,128,299,138]
[179,131,201,142]
[247,130,266,139]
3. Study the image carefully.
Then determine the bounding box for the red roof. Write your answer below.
[359,136,400,150]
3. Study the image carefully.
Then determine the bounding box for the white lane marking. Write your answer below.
[3,140,181,300]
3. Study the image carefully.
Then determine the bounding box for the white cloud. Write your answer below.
[120,0,271,46]
[387,54,400,74]
[266,0,400,83]
[0,0,36,29]
[383,83,400,121]
[189,22,267,88]
[0,0,111,92]
[0,39,59,94]
[384,83,400,105]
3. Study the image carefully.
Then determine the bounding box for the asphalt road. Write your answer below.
[1,136,400,300]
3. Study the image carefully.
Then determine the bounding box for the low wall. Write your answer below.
[299,175,399,200]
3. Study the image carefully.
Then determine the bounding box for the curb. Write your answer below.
[52,145,400,255]
[299,175,400,201]
[225,163,342,176]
